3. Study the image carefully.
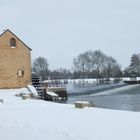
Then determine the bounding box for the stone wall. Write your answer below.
[0,30,31,88]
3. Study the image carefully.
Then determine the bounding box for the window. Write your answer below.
[17,69,24,77]
[10,38,16,48]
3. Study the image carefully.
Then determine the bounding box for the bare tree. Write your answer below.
[73,53,88,82]
[103,56,122,78]
[33,57,49,80]
[73,50,122,80]
[92,50,107,82]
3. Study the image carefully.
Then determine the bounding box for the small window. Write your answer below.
[17,69,24,77]
[10,38,16,48]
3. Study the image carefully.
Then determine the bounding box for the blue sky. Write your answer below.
[1,0,140,70]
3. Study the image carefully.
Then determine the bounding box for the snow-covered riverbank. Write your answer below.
[0,88,140,140]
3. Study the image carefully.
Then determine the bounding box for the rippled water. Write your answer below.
[67,84,140,112]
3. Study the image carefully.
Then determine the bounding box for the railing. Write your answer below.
[43,80,68,88]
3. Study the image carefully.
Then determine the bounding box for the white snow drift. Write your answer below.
[0,88,140,140]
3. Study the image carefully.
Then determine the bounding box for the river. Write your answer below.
[67,83,140,112]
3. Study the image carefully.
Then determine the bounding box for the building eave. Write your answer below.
[0,29,32,51]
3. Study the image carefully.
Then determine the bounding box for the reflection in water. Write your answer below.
[67,84,140,112]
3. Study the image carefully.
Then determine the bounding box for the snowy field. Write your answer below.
[0,88,140,140]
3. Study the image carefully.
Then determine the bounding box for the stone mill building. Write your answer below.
[0,29,32,88]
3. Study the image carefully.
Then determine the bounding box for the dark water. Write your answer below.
[67,84,140,112]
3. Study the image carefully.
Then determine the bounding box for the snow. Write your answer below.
[64,77,140,83]
[0,88,140,140]
[75,101,90,104]
[27,85,38,97]
[46,91,58,97]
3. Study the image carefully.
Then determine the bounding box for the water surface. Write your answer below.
[67,84,140,112]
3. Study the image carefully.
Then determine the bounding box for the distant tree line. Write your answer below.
[32,51,140,81]
[72,50,122,80]
[32,57,72,80]
[49,68,72,79]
